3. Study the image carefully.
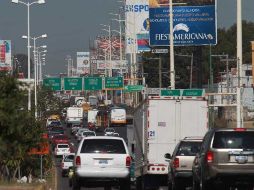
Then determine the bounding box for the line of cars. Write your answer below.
[164,128,254,190]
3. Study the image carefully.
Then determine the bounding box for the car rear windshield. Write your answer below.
[58,144,69,148]
[212,131,254,149]
[176,141,202,156]
[81,139,126,154]
[64,155,74,162]
[83,132,95,136]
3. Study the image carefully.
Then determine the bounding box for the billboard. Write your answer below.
[0,40,12,71]
[125,0,149,53]
[149,0,217,46]
[97,60,127,70]
[76,52,90,75]
[137,32,150,52]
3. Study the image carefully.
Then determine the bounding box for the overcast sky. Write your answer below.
[0,0,254,76]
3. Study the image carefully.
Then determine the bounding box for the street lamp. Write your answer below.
[11,0,46,111]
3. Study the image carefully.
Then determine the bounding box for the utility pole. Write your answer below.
[237,0,243,128]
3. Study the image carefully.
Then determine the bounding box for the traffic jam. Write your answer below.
[46,92,254,190]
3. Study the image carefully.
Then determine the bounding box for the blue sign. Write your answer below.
[149,5,217,46]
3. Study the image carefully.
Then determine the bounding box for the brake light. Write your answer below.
[76,156,81,166]
[234,128,246,132]
[206,151,213,163]
[173,158,179,168]
[126,156,131,167]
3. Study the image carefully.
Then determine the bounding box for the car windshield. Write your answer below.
[176,141,202,156]
[212,131,254,149]
[81,139,126,154]
[64,155,74,162]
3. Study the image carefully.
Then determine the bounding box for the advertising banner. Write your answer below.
[97,60,127,70]
[76,52,90,75]
[0,40,12,71]
[149,0,217,46]
[137,32,150,52]
[125,0,149,53]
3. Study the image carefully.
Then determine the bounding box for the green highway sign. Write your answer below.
[161,89,181,96]
[84,77,102,90]
[105,77,123,89]
[64,77,82,90]
[43,78,61,91]
[182,89,204,96]
[124,85,143,92]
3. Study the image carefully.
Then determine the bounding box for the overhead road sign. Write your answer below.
[161,89,181,96]
[124,85,144,92]
[182,89,204,97]
[64,77,82,91]
[43,78,61,91]
[84,77,102,90]
[105,77,124,90]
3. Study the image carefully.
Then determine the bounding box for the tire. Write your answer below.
[120,178,131,190]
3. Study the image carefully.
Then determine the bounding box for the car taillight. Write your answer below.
[234,128,246,132]
[76,156,81,166]
[173,158,179,168]
[126,156,131,167]
[206,151,213,163]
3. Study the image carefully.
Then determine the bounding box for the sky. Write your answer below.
[0,0,254,76]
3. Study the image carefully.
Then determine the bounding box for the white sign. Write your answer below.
[151,49,168,54]
[77,52,90,75]
[125,0,149,54]
[97,60,128,70]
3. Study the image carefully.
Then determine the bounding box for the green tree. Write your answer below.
[0,76,43,181]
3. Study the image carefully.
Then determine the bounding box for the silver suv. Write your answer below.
[165,137,203,190]
[192,128,254,190]
[72,136,131,190]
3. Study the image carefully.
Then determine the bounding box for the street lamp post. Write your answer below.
[111,13,125,103]
[11,0,45,111]
[22,34,47,119]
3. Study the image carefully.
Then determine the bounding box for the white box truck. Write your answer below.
[66,107,83,127]
[129,93,208,189]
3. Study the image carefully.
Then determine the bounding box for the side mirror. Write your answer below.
[164,153,171,161]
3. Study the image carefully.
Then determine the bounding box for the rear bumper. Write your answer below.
[207,164,254,182]
[76,168,130,178]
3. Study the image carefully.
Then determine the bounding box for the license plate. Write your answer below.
[99,160,108,164]
[235,155,248,163]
